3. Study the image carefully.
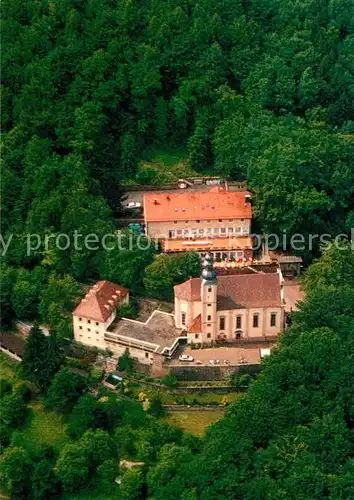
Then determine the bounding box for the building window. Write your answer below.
[228,227,233,234]
[270,313,277,327]
[181,312,186,326]
[207,220,211,223]
[145,352,149,358]
[207,324,211,327]
[218,219,222,222]
[207,303,211,307]
[87,328,91,332]
[79,326,83,330]
[208,286,212,292]
[196,220,200,223]
[88,320,91,324]
[95,331,99,334]
[177,229,182,236]
[236,332,241,340]
[236,315,242,329]
[185,220,189,224]
[96,322,99,326]
[79,317,82,321]
[207,315,211,321]
[195,334,199,339]
[253,314,259,328]
[219,317,225,330]
[207,333,211,339]
[229,219,233,222]
[220,228,226,235]
[79,335,83,337]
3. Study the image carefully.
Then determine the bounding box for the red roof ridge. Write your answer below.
[73,280,129,322]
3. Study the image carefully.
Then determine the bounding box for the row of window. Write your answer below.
[173,218,245,224]
[182,312,277,329]
[78,326,100,334]
[202,251,244,260]
[169,227,248,238]
[78,317,100,326]
[219,313,277,330]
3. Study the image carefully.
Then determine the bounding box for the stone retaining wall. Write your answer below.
[170,363,261,381]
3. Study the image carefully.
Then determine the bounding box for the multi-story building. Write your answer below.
[73,281,130,349]
[174,254,285,344]
[143,186,253,260]
[72,280,184,370]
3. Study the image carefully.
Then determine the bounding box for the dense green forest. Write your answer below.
[1,244,354,499]
[2,0,354,330]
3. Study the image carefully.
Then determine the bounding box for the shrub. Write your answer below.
[15,382,32,403]
[147,396,165,417]
[229,373,253,391]
[117,302,138,319]
[117,349,134,373]
[89,368,104,384]
[161,373,178,388]
[0,379,12,398]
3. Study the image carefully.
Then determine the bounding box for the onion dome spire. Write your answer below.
[201,253,217,282]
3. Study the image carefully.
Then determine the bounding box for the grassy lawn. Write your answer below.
[163,410,225,436]
[142,146,187,166]
[128,382,243,406]
[0,352,19,381]
[11,402,68,455]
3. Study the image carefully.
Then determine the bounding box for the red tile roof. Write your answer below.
[283,283,304,312]
[144,188,252,222]
[73,281,129,322]
[174,277,202,301]
[188,314,202,333]
[175,273,282,309]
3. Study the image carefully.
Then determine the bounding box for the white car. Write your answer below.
[179,354,194,362]
[126,202,141,208]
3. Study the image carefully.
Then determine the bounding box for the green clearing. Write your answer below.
[143,146,187,167]
[0,352,19,381]
[127,146,201,185]
[11,401,68,455]
[128,382,243,406]
[163,410,225,436]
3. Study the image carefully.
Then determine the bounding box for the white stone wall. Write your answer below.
[73,315,106,348]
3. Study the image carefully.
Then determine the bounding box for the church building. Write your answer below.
[174,254,285,344]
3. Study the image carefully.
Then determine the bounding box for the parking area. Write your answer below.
[169,343,276,367]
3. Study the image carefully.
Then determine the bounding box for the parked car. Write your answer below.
[126,201,141,208]
[179,354,194,362]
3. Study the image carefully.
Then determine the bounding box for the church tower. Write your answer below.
[200,253,217,342]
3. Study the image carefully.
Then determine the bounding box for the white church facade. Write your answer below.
[174,254,285,345]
